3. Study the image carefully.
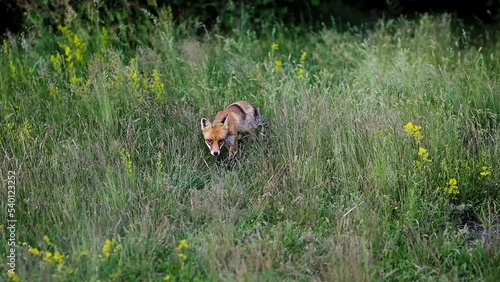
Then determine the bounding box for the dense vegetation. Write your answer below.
[1,3,499,281]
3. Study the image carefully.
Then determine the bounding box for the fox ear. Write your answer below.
[221,115,229,128]
[201,118,210,130]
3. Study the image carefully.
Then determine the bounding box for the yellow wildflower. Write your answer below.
[73,35,84,62]
[7,272,19,282]
[102,27,109,46]
[177,253,187,261]
[75,49,84,63]
[480,166,491,177]
[49,82,62,101]
[57,43,75,73]
[2,39,8,55]
[297,68,305,78]
[57,25,68,33]
[449,178,457,187]
[63,45,72,60]
[56,25,85,74]
[152,69,164,101]
[275,60,283,72]
[28,246,42,256]
[114,243,122,253]
[50,53,62,71]
[163,275,171,281]
[43,235,52,246]
[156,152,164,176]
[271,43,279,51]
[20,118,34,142]
[99,238,122,259]
[43,251,53,263]
[300,51,307,65]
[176,239,189,262]
[418,147,432,163]
[69,75,82,86]
[404,122,423,142]
[53,251,65,263]
[102,239,113,258]
[120,148,134,176]
[444,178,459,195]
[177,239,189,251]
[83,79,91,90]
[130,68,140,91]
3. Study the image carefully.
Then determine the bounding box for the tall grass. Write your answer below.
[1,10,499,281]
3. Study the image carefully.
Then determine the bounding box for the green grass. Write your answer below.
[1,10,499,281]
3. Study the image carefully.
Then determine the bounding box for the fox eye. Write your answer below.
[218,140,224,145]
[206,139,213,144]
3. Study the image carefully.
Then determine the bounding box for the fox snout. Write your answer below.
[208,142,224,157]
[204,139,225,157]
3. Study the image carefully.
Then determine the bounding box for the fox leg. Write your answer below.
[248,127,257,138]
[226,139,238,170]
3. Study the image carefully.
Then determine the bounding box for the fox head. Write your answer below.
[200,115,228,157]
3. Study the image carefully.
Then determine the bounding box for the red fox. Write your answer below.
[201,101,268,169]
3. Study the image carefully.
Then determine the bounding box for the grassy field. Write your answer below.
[1,9,499,281]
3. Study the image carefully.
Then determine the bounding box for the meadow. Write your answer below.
[0,7,499,281]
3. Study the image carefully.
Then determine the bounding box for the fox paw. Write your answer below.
[226,158,236,171]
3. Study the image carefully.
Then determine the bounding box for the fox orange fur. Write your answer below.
[201,101,268,169]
